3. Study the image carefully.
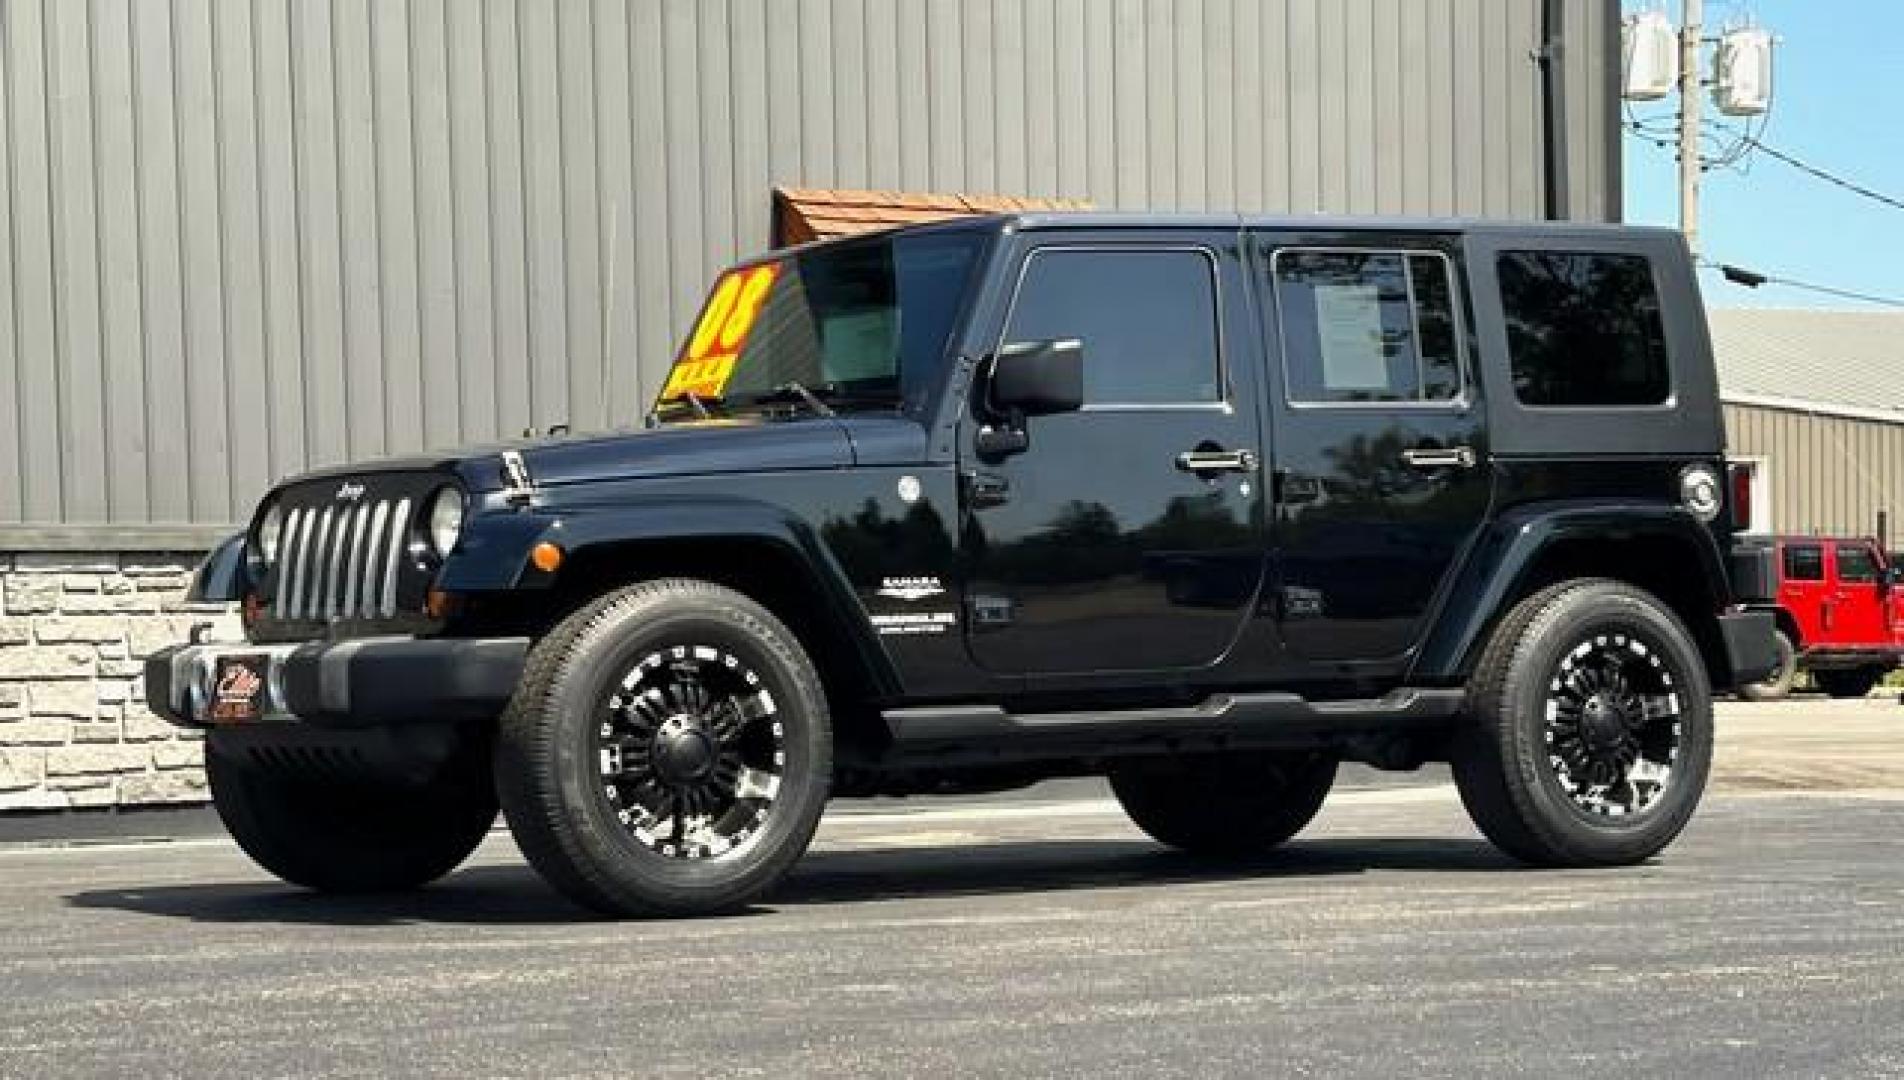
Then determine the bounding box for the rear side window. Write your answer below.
[1497,251,1671,407]
[1273,250,1464,405]
[1836,545,1879,583]
[1003,248,1222,406]
[1783,544,1824,582]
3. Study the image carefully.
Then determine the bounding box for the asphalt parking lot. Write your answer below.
[2,699,1901,1078]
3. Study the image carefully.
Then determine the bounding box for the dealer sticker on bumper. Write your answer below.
[208,655,267,724]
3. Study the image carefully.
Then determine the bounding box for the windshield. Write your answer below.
[654,229,987,420]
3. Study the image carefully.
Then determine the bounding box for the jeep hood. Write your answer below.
[277,416,927,495]
[504,419,857,487]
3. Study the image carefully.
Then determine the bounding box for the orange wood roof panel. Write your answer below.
[774,186,1091,244]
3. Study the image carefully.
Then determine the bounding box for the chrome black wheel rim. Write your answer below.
[1544,631,1682,819]
[597,645,786,860]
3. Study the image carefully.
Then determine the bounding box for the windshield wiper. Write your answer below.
[746,381,837,418]
[651,391,723,422]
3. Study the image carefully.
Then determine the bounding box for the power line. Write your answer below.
[1716,127,1904,214]
[1628,118,1904,207]
[1702,260,1904,309]
[1744,274,1904,309]
[1623,123,1904,309]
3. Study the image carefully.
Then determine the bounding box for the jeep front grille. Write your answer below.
[273,498,414,620]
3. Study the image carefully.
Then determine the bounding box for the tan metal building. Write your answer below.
[1712,309,1904,542]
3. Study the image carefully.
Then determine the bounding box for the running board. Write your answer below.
[878,689,1466,766]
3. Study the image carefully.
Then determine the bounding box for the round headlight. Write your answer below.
[1680,464,1723,523]
[427,487,465,555]
[254,502,285,566]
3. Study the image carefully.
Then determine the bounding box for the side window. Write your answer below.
[1836,545,1879,583]
[1273,250,1464,405]
[1497,251,1671,407]
[1002,248,1222,406]
[1783,544,1824,582]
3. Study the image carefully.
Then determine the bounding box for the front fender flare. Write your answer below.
[437,495,899,696]
[1410,501,1731,682]
[188,532,249,603]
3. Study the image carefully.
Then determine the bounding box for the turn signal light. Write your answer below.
[531,541,564,573]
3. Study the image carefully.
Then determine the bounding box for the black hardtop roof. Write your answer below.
[758,211,1683,261]
[1003,210,1680,239]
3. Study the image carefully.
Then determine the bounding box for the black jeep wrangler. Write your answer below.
[147,213,1778,916]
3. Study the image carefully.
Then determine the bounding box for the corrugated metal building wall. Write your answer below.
[1726,403,1904,540]
[0,0,1620,540]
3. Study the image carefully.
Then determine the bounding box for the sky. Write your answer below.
[1621,1,1904,309]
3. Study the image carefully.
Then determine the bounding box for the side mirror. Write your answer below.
[989,339,1084,417]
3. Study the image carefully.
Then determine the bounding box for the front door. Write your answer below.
[1255,234,1492,667]
[1831,541,1890,646]
[961,233,1267,677]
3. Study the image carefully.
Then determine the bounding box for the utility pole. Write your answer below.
[1678,0,1703,257]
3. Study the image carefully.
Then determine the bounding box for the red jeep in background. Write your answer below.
[1740,536,1904,700]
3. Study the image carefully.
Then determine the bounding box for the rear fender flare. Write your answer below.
[1411,501,1731,682]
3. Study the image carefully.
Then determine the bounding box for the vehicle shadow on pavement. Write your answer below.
[64,836,1517,926]
[64,869,592,927]
[774,837,1518,907]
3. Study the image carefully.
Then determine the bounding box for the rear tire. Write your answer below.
[1452,579,1712,868]
[496,579,832,917]
[1738,629,1796,701]
[1108,751,1337,855]
[1815,666,1882,699]
[207,737,497,893]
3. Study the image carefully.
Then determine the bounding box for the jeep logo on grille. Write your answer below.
[335,481,366,501]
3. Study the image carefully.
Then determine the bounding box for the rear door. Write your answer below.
[1779,541,1832,643]
[1253,230,1491,666]
[1891,552,1904,644]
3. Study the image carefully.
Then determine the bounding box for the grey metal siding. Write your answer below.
[1,0,1619,534]
[1726,402,1904,539]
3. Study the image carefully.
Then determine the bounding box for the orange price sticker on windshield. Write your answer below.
[661,354,739,401]
[663,262,779,401]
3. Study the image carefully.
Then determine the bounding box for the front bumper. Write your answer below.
[145,636,529,729]
[1718,609,1780,688]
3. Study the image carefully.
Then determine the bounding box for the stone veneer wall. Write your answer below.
[0,552,234,811]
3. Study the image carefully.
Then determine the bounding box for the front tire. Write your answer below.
[496,580,831,917]
[1109,751,1337,855]
[1452,579,1713,868]
[207,736,498,893]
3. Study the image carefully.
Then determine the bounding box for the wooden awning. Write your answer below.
[773,186,1091,246]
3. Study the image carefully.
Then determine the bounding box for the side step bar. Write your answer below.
[879,689,1465,765]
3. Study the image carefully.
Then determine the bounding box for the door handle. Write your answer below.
[1175,448,1258,475]
[963,470,1010,509]
[1399,445,1478,469]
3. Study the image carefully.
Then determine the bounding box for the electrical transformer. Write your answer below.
[1621,9,1678,101]
[1712,27,1774,116]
